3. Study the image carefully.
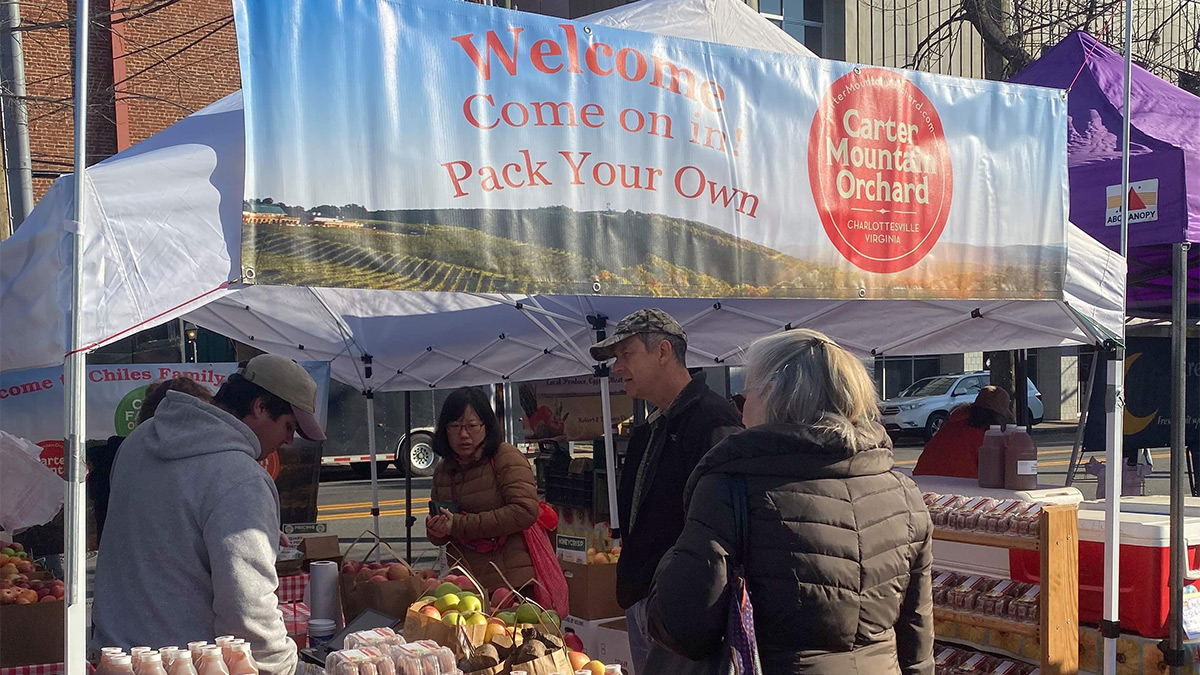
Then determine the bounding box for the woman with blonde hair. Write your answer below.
[647,329,934,675]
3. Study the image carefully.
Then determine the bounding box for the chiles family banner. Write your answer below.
[233,0,1068,299]
[0,362,330,480]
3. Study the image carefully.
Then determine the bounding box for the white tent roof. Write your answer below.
[583,0,817,56]
[0,1,1124,384]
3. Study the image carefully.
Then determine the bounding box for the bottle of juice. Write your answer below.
[198,647,230,675]
[214,637,236,665]
[1004,426,1038,490]
[977,425,1006,488]
[169,652,199,675]
[187,643,208,664]
[226,643,259,675]
[98,647,126,675]
[130,648,152,672]
[108,655,136,675]
[137,652,169,675]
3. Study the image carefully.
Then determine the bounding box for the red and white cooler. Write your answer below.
[1010,496,1200,639]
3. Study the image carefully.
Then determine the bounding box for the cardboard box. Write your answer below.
[0,600,64,667]
[596,618,636,675]
[561,614,623,656]
[298,534,342,571]
[562,560,623,620]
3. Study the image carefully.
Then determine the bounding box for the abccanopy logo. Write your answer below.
[808,68,953,274]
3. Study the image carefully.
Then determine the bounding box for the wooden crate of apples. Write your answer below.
[0,541,62,606]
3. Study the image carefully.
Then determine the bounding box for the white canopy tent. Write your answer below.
[0,0,1128,670]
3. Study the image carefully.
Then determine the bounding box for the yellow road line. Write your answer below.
[318,498,421,512]
[317,506,430,523]
[894,447,1078,468]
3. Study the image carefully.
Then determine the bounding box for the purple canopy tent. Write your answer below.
[1014,32,1196,671]
[1012,31,1198,317]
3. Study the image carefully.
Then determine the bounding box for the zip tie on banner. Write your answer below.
[64,279,237,357]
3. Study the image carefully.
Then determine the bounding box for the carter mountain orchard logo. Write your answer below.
[808,68,953,274]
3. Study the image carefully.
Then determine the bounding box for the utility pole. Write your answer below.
[0,1,34,234]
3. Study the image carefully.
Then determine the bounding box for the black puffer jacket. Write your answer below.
[647,423,934,675]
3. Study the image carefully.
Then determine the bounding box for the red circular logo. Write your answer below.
[259,450,281,480]
[808,68,953,274]
[37,440,66,478]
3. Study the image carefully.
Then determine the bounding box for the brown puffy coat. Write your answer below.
[429,443,538,594]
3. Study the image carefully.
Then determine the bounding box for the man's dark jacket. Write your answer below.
[615,372,743,608]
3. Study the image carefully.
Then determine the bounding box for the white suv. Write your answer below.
[880,371,1044,441]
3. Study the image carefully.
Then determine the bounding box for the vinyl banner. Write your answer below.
[233,0,1068,299]
[0,362,330,480]
[1084,337,1200,452]
[518,376,633,441]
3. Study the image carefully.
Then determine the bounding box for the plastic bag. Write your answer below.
[0,431,65,533]
[521,508,569,617]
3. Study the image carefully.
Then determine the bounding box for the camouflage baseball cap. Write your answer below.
[589,308,687,361]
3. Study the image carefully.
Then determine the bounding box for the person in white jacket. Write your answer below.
[92,355,325,675]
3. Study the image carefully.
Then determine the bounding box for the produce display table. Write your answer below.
[276,572,310,605]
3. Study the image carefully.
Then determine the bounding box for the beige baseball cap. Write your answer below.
[241,354,326,442]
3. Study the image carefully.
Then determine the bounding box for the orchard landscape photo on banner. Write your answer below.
[233,0,1069,299]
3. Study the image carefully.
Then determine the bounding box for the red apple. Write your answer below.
[418,605,442,621]
[386,563,410,581]
[40,595,58,602]
[491,588,515,609]
[341,560,361,576]
[0,588,17,605]
[370,574,389,583]
[368,562,385,571]
[563,631,585,653]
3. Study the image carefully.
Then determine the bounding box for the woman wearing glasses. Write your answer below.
[426,387,540,594]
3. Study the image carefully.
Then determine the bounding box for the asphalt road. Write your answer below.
[313,422,1176,565]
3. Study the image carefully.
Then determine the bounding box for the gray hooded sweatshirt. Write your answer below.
[91,391,296,675]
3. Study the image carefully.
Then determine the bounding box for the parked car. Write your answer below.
[880,371,1044,441]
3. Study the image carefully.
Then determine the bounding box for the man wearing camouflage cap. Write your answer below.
[591,309,743,672]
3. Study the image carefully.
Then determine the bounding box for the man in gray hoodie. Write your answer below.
[92,355,326,675]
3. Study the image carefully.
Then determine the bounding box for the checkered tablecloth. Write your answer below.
[276,572,310,604]
[1,663,64,675]
[279,601,312,635]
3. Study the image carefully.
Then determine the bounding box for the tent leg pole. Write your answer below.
[405,391,413,562]
[1067,349,1101,486]
[600,374,621,538]
[366,391,381,562]
[1103,343,1125,675]
[64,1,90,673]
[1168,242,1189,673]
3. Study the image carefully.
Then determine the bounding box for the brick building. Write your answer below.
[20,0,240,201]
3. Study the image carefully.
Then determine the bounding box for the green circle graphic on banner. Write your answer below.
[115,385,150,437]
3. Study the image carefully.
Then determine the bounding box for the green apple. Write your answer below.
[498,611,517,626]
[515,602,540,625]
[541,610,561,628]
[0,548,14,556]
[434,582,462,598]
[464,611,488,626]
[458,595,483,613]
[441,611,465,626]
[417,595,437,604]
[434,593,460,613]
